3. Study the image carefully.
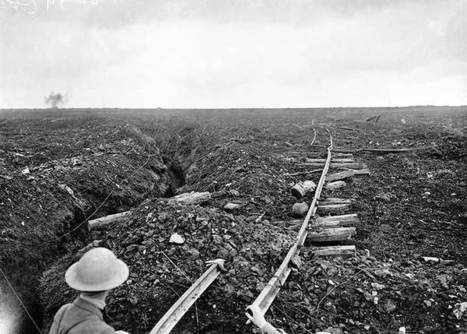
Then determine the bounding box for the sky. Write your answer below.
[0,0,466,108]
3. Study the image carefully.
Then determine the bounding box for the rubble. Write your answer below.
[40,200,294,333]
[223,202,241,211]
[169,233,185,244]
[291,180,316,199]
[325,181,346,190]
[291,202,309,217]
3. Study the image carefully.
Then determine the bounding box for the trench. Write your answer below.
[7,140,192,334]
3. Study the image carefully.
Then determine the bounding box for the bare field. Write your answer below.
[1,107,466,334]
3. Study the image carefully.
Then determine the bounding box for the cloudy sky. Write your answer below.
[0,0,466,108]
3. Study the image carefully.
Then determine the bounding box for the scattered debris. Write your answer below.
[1,109,464,334]
[291,180,316,199]
[169,233,185,244]
[88,211,131,230]
[291,202,309,217]
[383,299,397,313]
[453,302,467,320]
[420,256,455,265]
[326,170,355,182]
[169,191,211,205]
[58,184,75,196]
[223,202,241,211]
[325,181,346,190]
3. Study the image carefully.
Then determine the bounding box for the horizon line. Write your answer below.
[1,105,467,111]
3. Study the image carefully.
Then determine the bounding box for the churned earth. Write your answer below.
[0,107,465,334]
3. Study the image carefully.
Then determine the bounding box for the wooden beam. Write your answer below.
[307,227,356,243]
[313,219,340,228]
[333,146,434,154]
[168,191,211,205]
[319,198,352,205]
[317,203,351,214]
[333,148,357,153]
[88,211,131,230]
[312,245,356,256]
[326,170,355,182]
[299,162,367,169]
[333,153,354,158]
[325,181,347,190]
[305,158,354,163]
[272,215,356,230]
[315,213,359,226]
[351,168,370,175]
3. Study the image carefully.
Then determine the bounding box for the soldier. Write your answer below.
[49,247,130,334]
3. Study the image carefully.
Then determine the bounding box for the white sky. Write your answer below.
[0,0,466,108]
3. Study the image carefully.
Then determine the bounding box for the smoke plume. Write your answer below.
[44,92,65,108]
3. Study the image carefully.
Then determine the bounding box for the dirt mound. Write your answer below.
[180,140,301,220]
[0,119,176,333]
[40,199,294,333]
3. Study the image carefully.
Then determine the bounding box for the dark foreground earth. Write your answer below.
[0,107,466,334]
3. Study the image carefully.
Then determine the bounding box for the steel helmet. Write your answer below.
[65,247,129,292]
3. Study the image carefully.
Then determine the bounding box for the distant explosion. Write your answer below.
[44,92,65,109]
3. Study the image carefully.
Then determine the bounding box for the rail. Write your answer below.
[245,129,333,333]
[150,259,226,334]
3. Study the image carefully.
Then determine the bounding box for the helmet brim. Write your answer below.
[65,259,129,292]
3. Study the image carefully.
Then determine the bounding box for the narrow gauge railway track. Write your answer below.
[245,129,369,333]
[88,129,369,334]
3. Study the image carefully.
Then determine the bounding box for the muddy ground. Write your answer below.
[0,107,466,334]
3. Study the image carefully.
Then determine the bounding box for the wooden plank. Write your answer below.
[360,147,433,153]
[313,219,341,228]
[299,162,367,169]
[332,162,367,169]
[272,215,355,230]
[326,170,355,182]
[351,168,370,175]
[150,260,225,334]
[325,181,346,190]
[305,158,354,163]
[334,146,434,154]
[307,227,356,242]
[168,191,211,205]
[312,245,356,256]
[319,198,352,205]
[333,153,354,158]
[317,203,351,214]
[333,148,357,153]
[315,213,359,226]
[88,211,131,229]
